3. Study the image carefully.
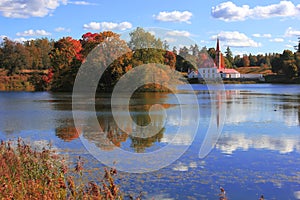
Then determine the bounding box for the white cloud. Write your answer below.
[163,37,177,43]
[14,37,35,43]
[288,40,298,45]
[83,21,132,31]
[285,44,294,48]
[285,27,300,37]
[233,50,248,56]
[211,31,261,47]
[211,1,250,21]
[67,1,97,5]
[252,33,272,38]
[55,27,71,32]
[148,31,156,36]
[200,40,209,44]
[16,29,51,37]
[212,1,300,21]
[270,38,284,42]
[166,30,191,37]
[0,0,67,18]
[0,35,7,40]
[154,11,192,23]
[0,0,96,18]
[83,22,100,30]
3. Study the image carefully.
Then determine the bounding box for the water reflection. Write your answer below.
[217,133,300,154]
[1,86,299,156]
[1,85,300,199]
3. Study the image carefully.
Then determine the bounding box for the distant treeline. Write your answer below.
[0,27,299,91]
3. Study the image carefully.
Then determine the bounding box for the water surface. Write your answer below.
[0,84,300,199]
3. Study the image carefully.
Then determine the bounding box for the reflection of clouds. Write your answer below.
[294,191,300,200]
[161,132,193,145]
[217,133,300,154]
[166,105,199,127]
[172,162,188,172]
[224,91,300,127]
[172,161,198,172]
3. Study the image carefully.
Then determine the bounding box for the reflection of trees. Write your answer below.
[81,101,167,152]
[55,126,80,142]
[298,96,300,126]
[129,128,164,153]
[84,109,164,153]
[55,119,80,142]
[298,105,300,126]
[106,130,128,147]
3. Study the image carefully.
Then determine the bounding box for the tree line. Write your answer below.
[0,28,300,91]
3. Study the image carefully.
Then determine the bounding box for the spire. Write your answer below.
[216,37,220,52]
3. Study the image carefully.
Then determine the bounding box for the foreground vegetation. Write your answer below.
[0,138,127,200]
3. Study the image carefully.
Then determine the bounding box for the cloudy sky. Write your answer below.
[1,0,300,55]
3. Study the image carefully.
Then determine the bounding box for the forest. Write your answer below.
[0,27,300,91]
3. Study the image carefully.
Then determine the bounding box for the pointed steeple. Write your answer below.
[216,37,220,52]
[214,37,224,70]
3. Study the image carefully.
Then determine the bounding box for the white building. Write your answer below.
[187,70,198,79]
[198,67,221,79]
[187,38,241,80]
[219,69,241,78]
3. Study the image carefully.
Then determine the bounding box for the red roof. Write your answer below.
[218,68,240,74]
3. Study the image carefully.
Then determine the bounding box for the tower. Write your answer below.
[215,38,224,70]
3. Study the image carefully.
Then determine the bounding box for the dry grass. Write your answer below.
[0,138,126,200]
[236,65,274,75]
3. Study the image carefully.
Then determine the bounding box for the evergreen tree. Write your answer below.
[294,37,300,53]
[225,46,233,68]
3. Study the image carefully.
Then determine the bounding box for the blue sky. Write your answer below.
[1,0,300,55]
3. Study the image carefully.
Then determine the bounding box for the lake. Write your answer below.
[0,84,300,199]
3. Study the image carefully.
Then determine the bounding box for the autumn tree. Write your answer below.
[233,55,243,67]
[249,53,258,66]
[49,37,83,91]
[281,50,297,77]
[128,27,165,66]
[271,50,298,77]
[175,46,194,72]
[242,54,250,67]
[80,32,131,90]
[271,55,282,74]
[190,44,200,56]
[294,52,300,74]
[164,51,176,70]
